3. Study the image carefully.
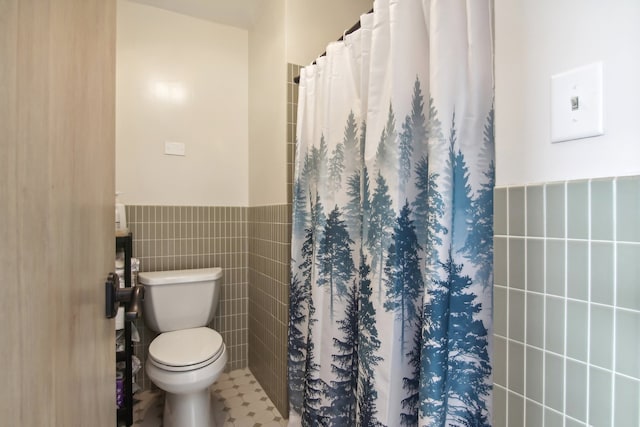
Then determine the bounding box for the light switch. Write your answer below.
[164,141,185,156]
[551,62,603,143]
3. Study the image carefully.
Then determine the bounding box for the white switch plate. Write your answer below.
[551,62,603,143]
[164,141,185,156]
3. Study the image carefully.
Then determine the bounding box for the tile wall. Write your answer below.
[125,205,248,390]
[248,205,291,417]
[493,177,640,427]
[287,63,301,205]
[245,63,301,417]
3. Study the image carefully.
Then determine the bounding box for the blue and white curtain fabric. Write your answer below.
[289,1,494,426]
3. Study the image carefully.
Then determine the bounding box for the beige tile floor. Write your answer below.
[132,368,287,427]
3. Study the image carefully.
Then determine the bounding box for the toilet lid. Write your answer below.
[149,327,224,371]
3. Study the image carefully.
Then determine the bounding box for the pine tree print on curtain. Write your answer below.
[289,1,494,426]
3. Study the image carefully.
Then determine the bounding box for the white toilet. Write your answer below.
[138,267,227,427]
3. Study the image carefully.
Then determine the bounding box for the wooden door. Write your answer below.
[0,0,116,425]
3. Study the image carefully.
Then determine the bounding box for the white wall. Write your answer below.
[116,0,249,206]
[495,0,640,186]
[248,0,287,206]
[117,0,375,207]
[286,0,373,66]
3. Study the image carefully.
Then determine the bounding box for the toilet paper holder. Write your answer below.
[105,272,144,321]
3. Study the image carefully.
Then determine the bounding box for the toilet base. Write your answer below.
[163,389,213,427]
[145,342,227,427]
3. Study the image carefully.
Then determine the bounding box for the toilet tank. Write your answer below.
[138,267,223,333]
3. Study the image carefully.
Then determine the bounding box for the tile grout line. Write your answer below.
[610,178,618,427]
[505,186,510,426]
[541,183,548,427]
[562,181,567,427]
[585,179,592,427]
[523,186,528,424]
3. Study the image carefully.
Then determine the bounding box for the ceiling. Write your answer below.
[128,0,264,29]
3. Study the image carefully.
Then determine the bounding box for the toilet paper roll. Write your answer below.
[115,306,124,330]
[114,269,126,290]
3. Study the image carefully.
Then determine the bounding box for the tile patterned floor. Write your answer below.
[132,368,287,427]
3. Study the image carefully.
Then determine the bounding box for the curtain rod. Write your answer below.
[293,8,373,84]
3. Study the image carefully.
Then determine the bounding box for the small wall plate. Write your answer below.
[550,62,604,143]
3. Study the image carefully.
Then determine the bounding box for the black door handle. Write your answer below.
[105,272,144,320]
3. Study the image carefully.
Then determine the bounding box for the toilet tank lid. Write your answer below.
[138,267,222,285]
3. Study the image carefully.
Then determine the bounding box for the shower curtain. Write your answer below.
[289,0,494,426]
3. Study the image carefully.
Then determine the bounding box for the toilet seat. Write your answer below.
[149,327,224,372]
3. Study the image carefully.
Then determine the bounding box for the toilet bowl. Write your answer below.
[138,268,226,427]
[145,328,227,427]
